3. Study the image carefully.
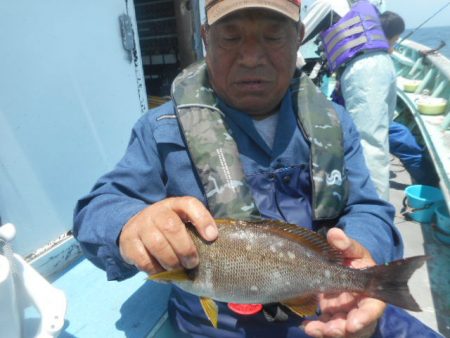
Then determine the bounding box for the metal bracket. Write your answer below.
[119,14,135,61]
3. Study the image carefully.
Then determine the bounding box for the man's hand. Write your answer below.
[303,228,386,338]
[118,197,218,275]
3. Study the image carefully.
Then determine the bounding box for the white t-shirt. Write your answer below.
[253,113,279,150]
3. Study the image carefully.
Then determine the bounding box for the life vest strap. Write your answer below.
[330,35,368,66]
[323,16,361,44]
[327,25,365,52]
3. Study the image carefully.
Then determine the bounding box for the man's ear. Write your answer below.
[297,22,305,49]
[201,24,208,49]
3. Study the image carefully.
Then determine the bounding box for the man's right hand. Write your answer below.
[118,197,218,275]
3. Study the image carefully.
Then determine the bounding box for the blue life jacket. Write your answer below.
[321,0,389,73]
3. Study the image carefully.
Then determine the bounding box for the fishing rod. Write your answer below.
[398,1,450,44]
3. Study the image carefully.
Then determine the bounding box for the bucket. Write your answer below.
[404,185,444,223]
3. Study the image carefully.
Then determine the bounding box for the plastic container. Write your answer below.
[404,185,444,223]
[436,205,450,232]
[403,79,421,93]
[434,228,450,245]
[435,204,450,245]
[417,97,448,115]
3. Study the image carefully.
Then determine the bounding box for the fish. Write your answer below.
[150,218,427,328]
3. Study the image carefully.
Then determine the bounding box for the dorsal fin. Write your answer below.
[215,218,343,264]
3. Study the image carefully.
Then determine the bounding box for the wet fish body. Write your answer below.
[151,219,426,326]
[182,220,366,304]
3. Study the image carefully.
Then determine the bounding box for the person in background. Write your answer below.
[301,0,386,45]
[323,0,395,201]
[303,1,438,197]
[380,11,437,186]
[300,6,442,335]
[73,1,440,337]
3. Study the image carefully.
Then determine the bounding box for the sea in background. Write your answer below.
[404,25,450,58]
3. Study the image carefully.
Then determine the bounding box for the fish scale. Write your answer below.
[177,220,368,302]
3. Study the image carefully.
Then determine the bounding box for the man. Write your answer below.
[321,7,435,187]
[302,0,395,200]
[74,1,403,337]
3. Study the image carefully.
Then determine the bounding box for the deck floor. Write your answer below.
[37,260,172,338]
[389,156,450,337]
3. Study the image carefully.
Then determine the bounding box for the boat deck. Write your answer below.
[389,156,450,337]
[24,259,171,338]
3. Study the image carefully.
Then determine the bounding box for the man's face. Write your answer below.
[203,9,302,118]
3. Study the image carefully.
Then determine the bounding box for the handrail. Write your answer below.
[399,40,450,80]
[393,39,450,212]
[393,40,450,130]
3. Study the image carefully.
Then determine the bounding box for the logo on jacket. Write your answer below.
[326,170,343,186]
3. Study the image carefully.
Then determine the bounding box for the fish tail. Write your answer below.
[366,255,428,312]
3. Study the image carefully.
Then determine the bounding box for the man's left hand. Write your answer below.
[303,228,386,338]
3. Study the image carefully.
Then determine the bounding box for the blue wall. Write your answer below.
[0,0,147,255]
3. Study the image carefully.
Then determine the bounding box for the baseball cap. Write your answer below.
[205,0,301,25]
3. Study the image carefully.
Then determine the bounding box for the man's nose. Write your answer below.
[238,37,266,67]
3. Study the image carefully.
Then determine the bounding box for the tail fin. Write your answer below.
[366,255,428,312]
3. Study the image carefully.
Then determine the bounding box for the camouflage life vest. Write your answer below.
[171,61,348,221]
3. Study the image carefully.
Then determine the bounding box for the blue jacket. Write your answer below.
[74,92,406,337]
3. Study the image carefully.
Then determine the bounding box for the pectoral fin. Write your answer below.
[149,269,190,282]
[200,297,219,328]
[282,295,318,317]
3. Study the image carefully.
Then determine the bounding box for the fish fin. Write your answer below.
[214,218,343,264]
[200,297,219,328]
[282,295,318,317]
[366,255,429,312]
[149,269,190,282]
[261,221,343,264]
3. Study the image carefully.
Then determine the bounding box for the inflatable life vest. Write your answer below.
[320,0,389,73]
[171,61,348,221]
